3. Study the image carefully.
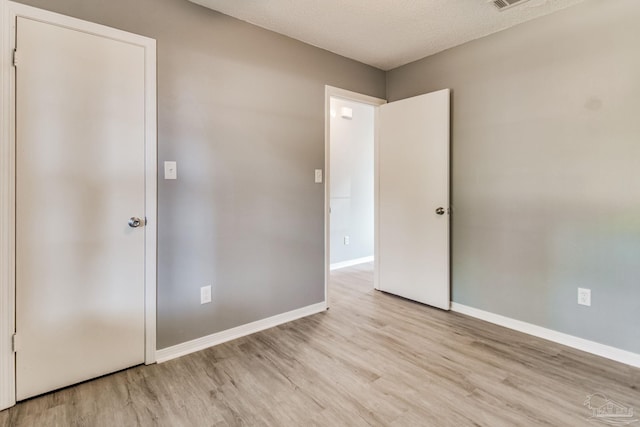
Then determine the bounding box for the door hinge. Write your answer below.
[12,49,18,67]
[12,333,20,352]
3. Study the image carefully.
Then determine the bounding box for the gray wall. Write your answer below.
[329,98,374,264]
[16,0,385,349]
[387,0,640,353]
[15,0,639,356]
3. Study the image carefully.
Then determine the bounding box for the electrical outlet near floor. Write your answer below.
[578,288,591,306]
[201,285,212,304]
[344,235,350,245]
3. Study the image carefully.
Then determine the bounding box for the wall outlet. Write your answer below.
[578,288,591,306]
[344,235,350,245]
[315,169,323,184]
[201,285,212,304]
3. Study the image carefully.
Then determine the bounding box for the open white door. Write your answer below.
[377,89,450,310]
[15,16,148,400]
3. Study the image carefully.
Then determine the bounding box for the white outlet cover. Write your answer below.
[578,288,591,306]
[201,285,212,304]
[315,169,323,184]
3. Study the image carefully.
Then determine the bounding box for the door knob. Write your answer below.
[128,217,143,228]
[435,207,446,216]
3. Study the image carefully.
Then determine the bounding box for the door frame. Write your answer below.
[324,86,386,307]
[0,1,157,410]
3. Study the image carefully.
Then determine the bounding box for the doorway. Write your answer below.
[324,87,386,304]
[329,98,375,271]
[0,2,157,409]
[324,86,451,311]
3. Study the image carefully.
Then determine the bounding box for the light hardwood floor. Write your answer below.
[1,263,639,426]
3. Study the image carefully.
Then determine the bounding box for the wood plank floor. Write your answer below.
[1,263,639,426]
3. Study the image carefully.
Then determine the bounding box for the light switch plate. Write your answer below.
[164,161,177,180]
[315,169,323,184]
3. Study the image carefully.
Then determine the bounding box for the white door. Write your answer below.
[15,17,146,400]
[377,89,450,310]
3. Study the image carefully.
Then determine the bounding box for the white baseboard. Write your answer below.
[451,302,640,369]
[330,256,374,271]
[155,301,327,363]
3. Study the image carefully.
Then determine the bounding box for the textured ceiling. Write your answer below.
[188,0,587,70]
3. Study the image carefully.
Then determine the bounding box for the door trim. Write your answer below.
[324,86,386,308]
[0,1,157,410]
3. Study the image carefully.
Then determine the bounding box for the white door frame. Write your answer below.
[324,86,386,307]
[0,1,157,410]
